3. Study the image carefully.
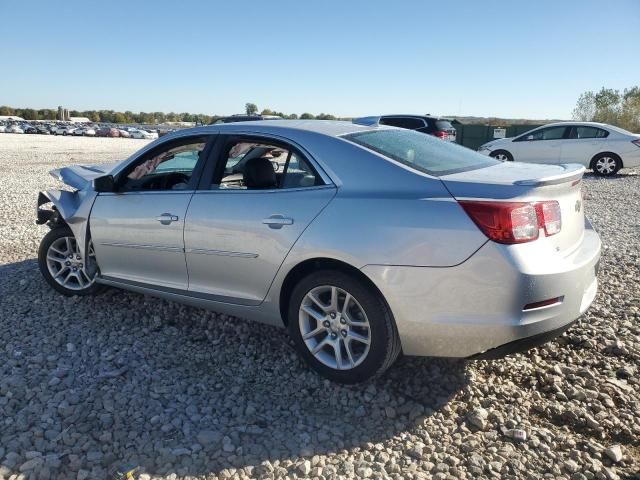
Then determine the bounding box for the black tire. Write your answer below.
[38,226,102,296]
[288,270,401,384]
[591,153,621,177]
[490,149,514,162]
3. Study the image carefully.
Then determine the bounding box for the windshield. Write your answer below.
[344,128,498,176]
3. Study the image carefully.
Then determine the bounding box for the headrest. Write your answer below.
[243,157,277,189]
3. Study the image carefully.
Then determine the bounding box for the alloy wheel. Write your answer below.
[46,236,97,290]
[494,153,509,161]
[298,285,371,370]
[595,156,617,175]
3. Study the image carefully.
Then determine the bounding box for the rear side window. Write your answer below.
[344,128,498,176]
[569,126,609,139]
[380,117,425,130]
[434,120,454,131]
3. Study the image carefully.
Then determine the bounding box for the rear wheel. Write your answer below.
[38,227,101,296]
[591,153,621,177]
[288,270,401,383]
[490,150,513,162]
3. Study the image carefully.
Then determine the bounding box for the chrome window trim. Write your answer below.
[192,185,335,196]
[97,190,196,197]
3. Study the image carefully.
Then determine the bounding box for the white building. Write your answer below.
[0,115,25,121]
[69,117,92,123]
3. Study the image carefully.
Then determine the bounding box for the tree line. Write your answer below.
[0,103,342,124]
[0,106,216,124]
[244,103,339,120]
[573,86,640,132]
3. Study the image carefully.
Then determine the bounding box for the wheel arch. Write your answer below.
[278,257,390,327]
[590,151,623,169]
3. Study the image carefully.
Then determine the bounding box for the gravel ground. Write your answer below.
[0,133,638,480]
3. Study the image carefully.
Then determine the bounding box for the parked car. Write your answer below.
[118,129,131,138]
[129,129,157,140]
[22,124,38,134]
[478,122,640,177]
[36,126,50,135]
[36,121,600,383]
[0,125,6,133]
[354,115,458,142]
[53,125,77,136]
[6,124,24,134]
[96,127,118,137]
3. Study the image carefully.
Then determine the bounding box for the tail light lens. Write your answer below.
[433,130,448,140]
[459,201,538,243]
[632,139,640,148]
[460,200,562,244]
[536,201,561,236]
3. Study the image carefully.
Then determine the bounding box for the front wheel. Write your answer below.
[38,227,101,296]
[490,150,513,162]
[288,270,401,383]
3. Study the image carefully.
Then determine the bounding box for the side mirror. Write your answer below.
[94,175,115,193]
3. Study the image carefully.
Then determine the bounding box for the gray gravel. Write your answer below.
[0,133,638,480]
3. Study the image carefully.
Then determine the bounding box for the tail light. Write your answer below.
[632,139,640,148]
[535,201,561,236]
[459,200,562,244]
[433,130,449,140]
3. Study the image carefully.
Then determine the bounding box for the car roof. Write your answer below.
[379,114,448,120]
[170,120,385,138]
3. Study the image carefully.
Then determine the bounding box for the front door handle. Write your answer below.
[155,213,179,225]
[262,214,294,229]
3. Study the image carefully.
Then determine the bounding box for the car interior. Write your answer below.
[217,141,319,190]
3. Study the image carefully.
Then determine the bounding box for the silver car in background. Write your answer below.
[36,121,601,383]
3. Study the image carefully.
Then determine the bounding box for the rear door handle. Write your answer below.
[155,213,179,225]
[262,214,294,229]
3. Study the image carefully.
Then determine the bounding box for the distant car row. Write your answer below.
[0,122,160,139]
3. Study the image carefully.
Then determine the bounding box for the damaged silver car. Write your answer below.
[37,121,601,383]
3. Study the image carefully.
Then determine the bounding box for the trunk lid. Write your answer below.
[441,162,585,254]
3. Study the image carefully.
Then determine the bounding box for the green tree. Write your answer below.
[0,106,13,116]
[573,86,640,132]
[261,108,274,115]
[113,112,127,123]
[245,103,258,115]
[300,112,315,119]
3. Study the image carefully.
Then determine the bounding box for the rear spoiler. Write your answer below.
[513,164,585,187]
[352,116,381,127]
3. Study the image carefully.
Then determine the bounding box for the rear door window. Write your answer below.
[344,128,498,176]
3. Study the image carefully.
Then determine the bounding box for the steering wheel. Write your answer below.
[160,172,190,190]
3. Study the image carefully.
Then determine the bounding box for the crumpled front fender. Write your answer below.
[37,189,98,268]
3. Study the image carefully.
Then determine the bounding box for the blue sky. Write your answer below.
[2,0,638,119]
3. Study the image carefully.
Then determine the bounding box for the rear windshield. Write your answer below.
[344,128,498,176]
[435,120,454,131]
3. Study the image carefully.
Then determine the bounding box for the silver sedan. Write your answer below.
[36,120,601,383]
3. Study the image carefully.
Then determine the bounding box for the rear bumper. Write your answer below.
[361,220,601,357]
